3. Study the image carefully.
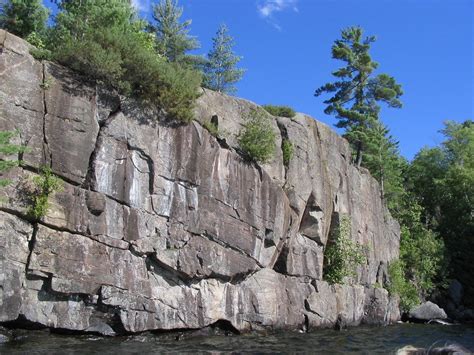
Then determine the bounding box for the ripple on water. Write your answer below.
[1,324,474,354]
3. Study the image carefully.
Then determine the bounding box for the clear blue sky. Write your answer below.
[47,0,474,160]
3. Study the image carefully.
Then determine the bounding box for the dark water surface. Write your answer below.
[2,324,474,354]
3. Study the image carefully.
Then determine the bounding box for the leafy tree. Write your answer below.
[238,109,276,164]
[315,26,403,167]
[151,0,199,63]
[203,24,244,94]
[408,120,474,306]
[324,214,366,285]
[0,0,49,38]
[0,130,25,188]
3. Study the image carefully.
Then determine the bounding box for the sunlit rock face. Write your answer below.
[0,30,400,335]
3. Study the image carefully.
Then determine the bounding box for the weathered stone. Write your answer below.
[0,32,401,334]
[409,301,448,321]
[0,212,33,322]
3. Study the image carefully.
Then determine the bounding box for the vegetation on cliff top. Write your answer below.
[1,0,471,313]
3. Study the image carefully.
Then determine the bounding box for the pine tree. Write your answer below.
[315,26,403,167]
[203,24,244,95]
[0,0,49,38]
[151,0,199,63]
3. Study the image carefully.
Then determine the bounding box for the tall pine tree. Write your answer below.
[0,0,49,38]
[315,26,403,167]
[203,24,244,95]
[151,0,199,63]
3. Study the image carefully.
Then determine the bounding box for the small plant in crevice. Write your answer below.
[26,166,63,220]
[39,77,54,90]
[323,214,367,285]
[238,108,276,164]
[262,104,296,118]
[202,120,219,137]
[282,138,293,167]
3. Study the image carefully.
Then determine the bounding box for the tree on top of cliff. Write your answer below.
[315,26,403,167]
[151,0,199,64]
[203,24,245,95]
[0,0,49,38]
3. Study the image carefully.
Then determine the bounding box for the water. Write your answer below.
[2,324,474,354]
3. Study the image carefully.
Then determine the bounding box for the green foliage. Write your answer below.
[262,105,296,118]
[315,26,403,166]
[238,109,276,164]
[0,0,49,38]
[388,260,420,312]
[282,139,293,167]
[27,166,62,220]
[0,130,25,188]
[202,24,244,94]
[408,120,474,306]
[48,0,201,123]
[324,215,367,285]
[27,31,52,60]
[151,0,199,63]
[202,120,219,137]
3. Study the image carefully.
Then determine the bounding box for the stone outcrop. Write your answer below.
[0,31,400,335]
[408,301,448,322]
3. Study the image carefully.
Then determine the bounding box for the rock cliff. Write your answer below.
[0,31,400,335]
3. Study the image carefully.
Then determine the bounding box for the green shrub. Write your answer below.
[238,109,276,164]
[27,166,63,220]
[282,139,293,167]
[0,130,25,188]
[203,120,219,137]
[262,104,296,118]
[387,260,420,312]
[324,215,367,284]
[49,0,201,123]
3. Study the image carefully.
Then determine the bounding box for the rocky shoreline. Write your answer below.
[1,30,400,335]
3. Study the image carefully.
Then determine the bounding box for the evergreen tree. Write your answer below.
[203,24,244,94]
[151,0,199,63]
[0,0,49,38]
[315,26,403,167]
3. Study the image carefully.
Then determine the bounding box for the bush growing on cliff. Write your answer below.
[323,215,367,284]
[238,109,276,164]
[282,139,293,167]
[0,130,25,188]
[262,105,296,118]
[46,0,201,122]
[26,166,62,220]
[387,260,420,312]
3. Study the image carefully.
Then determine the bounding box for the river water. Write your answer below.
[2,323,474,354]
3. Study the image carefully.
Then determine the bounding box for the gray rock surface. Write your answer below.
[409,301,448,321]
[0,31,401,334]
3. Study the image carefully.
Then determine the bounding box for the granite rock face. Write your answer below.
[0,31,400,335]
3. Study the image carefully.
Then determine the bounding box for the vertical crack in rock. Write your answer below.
[25,223,38,274]
[126,143,155,196]
[41,63,52,167]
[83,103,121,189]
[276,119,290,182]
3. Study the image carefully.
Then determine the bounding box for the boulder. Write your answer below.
[409,301,448,322]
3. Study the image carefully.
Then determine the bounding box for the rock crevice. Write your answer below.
[0,31,400,335]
